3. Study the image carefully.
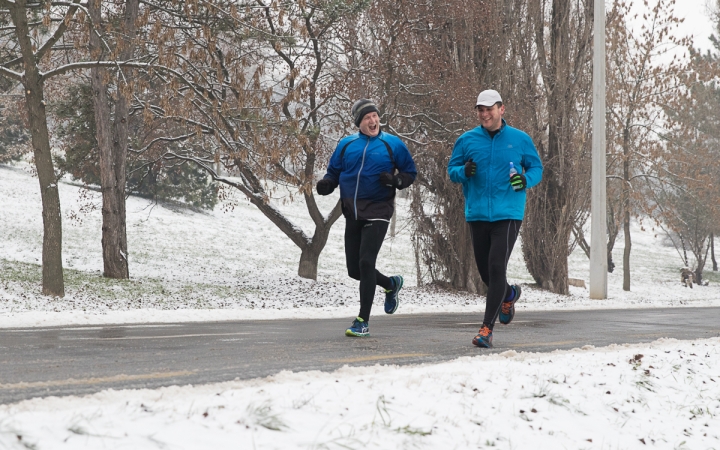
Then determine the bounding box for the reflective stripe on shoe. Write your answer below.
[345,318,370,337]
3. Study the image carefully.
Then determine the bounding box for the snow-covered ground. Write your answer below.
[1,162,720,449]
[1,163,719,329]
[2,338,718,449]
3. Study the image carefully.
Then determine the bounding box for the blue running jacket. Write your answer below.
[322,131,417,221]
[448,121,543,222]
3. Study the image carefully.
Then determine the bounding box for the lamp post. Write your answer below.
[590,0,608,299]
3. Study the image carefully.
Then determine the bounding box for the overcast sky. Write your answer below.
[626,0,716,53]
[676,0,717,51]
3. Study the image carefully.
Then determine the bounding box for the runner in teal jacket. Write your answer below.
[448,89,543,349]
[448,119,543,221]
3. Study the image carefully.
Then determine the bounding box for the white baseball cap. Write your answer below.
[476,89,503,107]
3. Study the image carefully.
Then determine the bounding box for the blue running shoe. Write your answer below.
[472,325,493,348]
[499,285,522,325]
[345,317,370,337]
[384,275,403,314]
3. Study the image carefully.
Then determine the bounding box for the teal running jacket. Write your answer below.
[448,121,543,222]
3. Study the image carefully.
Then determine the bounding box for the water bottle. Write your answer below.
[509,162,520,191]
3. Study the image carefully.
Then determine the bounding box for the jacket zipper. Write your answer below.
[354,138,371,219]
[488,131,494,220]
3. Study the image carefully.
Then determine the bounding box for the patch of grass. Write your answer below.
[1,258,256,307]
[376,395,392,427]
[246,402,287,431]
[0,259,42,285]
[532,382,551,399]
[701,270,720,284]
[395,425,431,436]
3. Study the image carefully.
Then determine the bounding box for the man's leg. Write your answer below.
[344,217,363,282]
[469,221,492,288]
[482,220,521,328]
[469,221,494,347]
[357,220,390,322]
[346,218,392,289]
[344,218,371,337]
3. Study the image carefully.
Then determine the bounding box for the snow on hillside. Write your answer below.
[1,162,719,328]
[2,163,720,449]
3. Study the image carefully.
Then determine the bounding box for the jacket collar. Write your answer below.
[480,119,507,136]
[358,130,383,140]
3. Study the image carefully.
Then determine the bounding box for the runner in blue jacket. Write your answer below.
[317,99,417,337]
[448,89,543,348]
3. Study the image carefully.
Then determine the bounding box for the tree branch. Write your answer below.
[0,65,22,80]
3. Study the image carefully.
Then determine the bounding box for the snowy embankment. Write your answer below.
[2,163,720,449]
[1,163,719,329]
[1,337,718,449]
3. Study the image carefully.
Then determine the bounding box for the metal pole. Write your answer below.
[590,0,608,299]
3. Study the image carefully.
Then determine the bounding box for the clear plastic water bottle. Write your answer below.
[509,162,520,191]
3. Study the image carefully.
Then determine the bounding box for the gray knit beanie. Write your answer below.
[351,99,379,127]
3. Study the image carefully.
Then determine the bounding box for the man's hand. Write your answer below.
[379,172,402,188]
[464,158,477,177]
[316,179,335,196]
[510,173,526,191]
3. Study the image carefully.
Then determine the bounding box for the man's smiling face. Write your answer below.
[359,111,380,137]
[476,103,505,131]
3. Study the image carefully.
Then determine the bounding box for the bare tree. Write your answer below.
[88,0,139,279]
[347,0,508,293]
[349,0,592,296]
[651,140,720,285]
[652,42,720,283]
[520,0,593,294]
[125,0,371,280]
[0,0,87,296]
[0,0,178,293]
[604,0,691,291]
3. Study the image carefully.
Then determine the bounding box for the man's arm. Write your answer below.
[448,137,469,183]
[392,140,417,189]
[316,139,346,195]
[323,139,348,186]
[521,136,543,189]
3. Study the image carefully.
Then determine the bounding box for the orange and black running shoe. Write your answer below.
[499,285,522,325]
[472,324,493,348]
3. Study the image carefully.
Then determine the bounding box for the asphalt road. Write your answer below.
[1,307,719,404]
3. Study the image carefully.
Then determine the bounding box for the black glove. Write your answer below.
[510,173,527,191]
[379,172,402,188]
[464,158,477,177]
[316,179,335,196]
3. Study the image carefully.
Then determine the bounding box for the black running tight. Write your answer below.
[345,217,393,322]
[469,220,522,329]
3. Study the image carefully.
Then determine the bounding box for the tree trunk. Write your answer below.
[606,198,618,273]
[90,0,134,279]
[622,206,631,291]
[214,182,343,281]
[711,233,717,271]
[298,247,321,280]
[410,186,485,294]
[297,205,340,279]
[522,0,580,296]
[390,205,396,238]
[622,117,631,291]
[109,0,137,278]
[10,1,65,296]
